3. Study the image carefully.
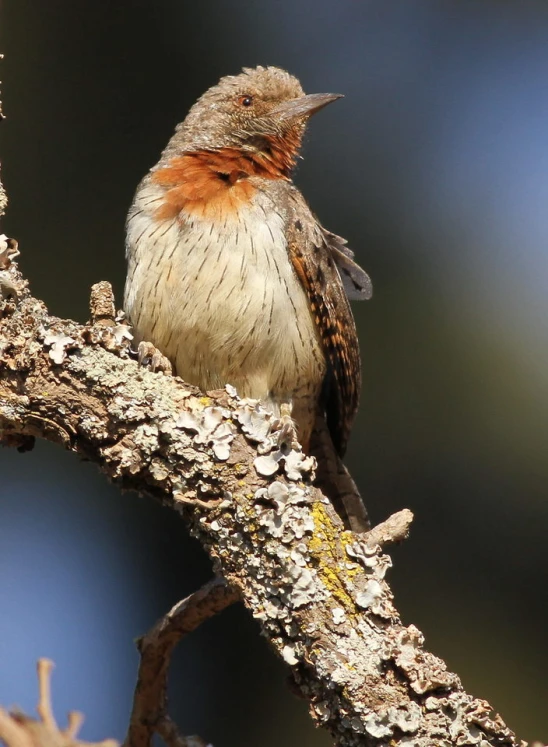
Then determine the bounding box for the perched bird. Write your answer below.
[125,66,372,530]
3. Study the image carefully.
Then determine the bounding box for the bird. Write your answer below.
[124,66,372,531]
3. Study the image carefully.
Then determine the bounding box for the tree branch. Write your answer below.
[0,252,539,747]
[125,577,239,747]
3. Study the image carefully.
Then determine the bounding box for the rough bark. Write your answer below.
[0,249,539,747]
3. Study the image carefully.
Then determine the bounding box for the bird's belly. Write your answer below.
[125,207,326,406]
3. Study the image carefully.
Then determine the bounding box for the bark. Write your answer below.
[0,249,539,747]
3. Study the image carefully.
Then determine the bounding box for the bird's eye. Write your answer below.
[238,95,254,108]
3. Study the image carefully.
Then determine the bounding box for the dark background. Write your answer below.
[1,1,548,745]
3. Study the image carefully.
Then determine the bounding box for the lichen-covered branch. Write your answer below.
[0,254,535,747]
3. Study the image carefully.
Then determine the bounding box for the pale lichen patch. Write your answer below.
[355,580,382,610]
[43,332,79,364]
[176,406,235,461]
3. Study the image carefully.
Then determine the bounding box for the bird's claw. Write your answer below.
[137,341,173,375]
[274,404,300,453]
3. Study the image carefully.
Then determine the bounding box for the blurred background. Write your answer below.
[1,1,548,744]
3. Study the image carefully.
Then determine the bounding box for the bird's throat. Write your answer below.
[152,135,301,222]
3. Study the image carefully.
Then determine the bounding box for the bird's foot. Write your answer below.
[274,403,300,452]
[137,341,173,375]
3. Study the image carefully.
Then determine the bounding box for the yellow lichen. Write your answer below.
[308,503,356,612]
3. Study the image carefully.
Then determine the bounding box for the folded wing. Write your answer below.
[286,210,372,456]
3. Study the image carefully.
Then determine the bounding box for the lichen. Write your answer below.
[176,406,235,461]
[43,332,79,364]
[308,503,356,612]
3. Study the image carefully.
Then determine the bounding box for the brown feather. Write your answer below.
[287,218,361,456]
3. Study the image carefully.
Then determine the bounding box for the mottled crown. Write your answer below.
[164,67,308,156]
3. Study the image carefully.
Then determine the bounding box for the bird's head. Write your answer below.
[168,66,343,177]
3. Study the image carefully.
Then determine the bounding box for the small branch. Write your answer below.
[36,659,58,730]
[125,578,239,747]
[65,713,86,741]
[364,508,414,548]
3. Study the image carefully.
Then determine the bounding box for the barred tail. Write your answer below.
[309,414,370,532]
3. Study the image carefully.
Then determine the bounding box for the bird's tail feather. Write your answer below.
[309,414,370,532]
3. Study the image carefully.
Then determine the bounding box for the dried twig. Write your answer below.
[363,508,413,548]
[0,659,117,747]
[125,577,239,747]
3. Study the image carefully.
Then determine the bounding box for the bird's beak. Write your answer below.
[270,93,343,121]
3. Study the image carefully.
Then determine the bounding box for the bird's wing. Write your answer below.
[286,197,372,456]
[322,229,373,301]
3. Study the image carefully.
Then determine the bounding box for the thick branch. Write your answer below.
[0,259,535,747]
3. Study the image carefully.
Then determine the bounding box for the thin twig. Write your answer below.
[364,507,414,548]
[0,660,118,747]
[36,659,57,730]
[124,577,239,747]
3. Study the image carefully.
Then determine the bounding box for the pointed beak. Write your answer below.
[270,93,343,121]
